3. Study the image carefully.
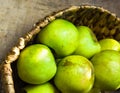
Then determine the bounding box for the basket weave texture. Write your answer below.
[0,5,120,93]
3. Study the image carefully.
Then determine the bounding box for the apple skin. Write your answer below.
[54,55,94,93]
[99,38,120,51]
[74,26,101,59]
[17,44,57,84]
[91,50,120,91]
[23,82,59,93]
[37,19,79,58]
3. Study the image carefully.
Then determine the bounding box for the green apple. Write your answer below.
[99,38,120,51]
[54,55,94,93]
[37,19,79,58]
[91,50,120,91]
[23,82,59,93]
[17,44,57,84]
[74,26,101,59]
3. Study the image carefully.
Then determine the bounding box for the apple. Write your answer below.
[99,38,120,51]
[54,55,94,93]
[74,26,101,59]
[17,44,57,84]
[91,50,120,91]
[23,82,59,93]
[37,19,79,58]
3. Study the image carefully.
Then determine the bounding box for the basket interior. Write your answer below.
[9,6,120,93]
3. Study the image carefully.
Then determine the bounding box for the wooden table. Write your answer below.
[0,0,120,93]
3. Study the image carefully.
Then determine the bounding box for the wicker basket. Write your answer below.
[0,5,120,93]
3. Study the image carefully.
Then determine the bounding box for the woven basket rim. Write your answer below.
[1,5,120,93]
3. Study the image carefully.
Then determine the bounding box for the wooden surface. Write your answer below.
[0,0,120,63]
[0,0,120,93]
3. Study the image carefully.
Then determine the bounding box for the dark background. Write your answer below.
[0,0,120,93]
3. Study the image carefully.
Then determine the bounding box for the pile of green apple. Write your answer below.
[17,19,120,93]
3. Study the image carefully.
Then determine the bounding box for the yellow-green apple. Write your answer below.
[91,50,120,91]
[24,82,59,93]
[17,44,57,84]
[54,55,94,93]
[99,38,120,51]
[37,19,79,58]
[74,26,101,59]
